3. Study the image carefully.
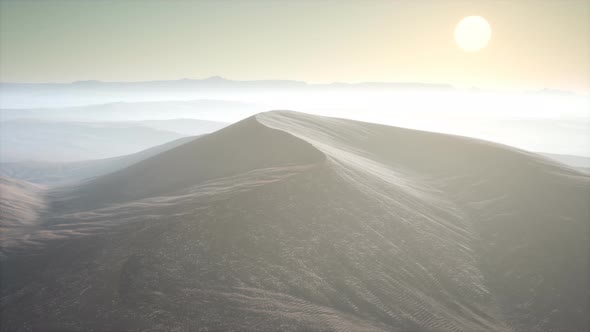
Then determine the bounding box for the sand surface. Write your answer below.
[1,111,588,331]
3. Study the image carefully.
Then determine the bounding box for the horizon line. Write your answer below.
[1,76,587,95]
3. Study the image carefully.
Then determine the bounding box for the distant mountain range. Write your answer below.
[0,77,454,108]
[1,76,454,90]
[3,76,582,97]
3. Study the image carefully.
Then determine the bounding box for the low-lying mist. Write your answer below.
[2,80,589,157]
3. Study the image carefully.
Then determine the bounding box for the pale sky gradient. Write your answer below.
[1,0,589,92]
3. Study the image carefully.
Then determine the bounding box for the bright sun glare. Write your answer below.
[454,16,492,52]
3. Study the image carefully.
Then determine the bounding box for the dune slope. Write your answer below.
[1,111,588,332]
[0,177,46,228]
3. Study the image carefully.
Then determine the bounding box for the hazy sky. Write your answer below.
[1,0,589,92]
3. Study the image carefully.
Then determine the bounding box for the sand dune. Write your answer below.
[1,111,588,331]
[0,118,227,163]
[0,120,186,162]
[0,136,197,185]
[542,152,590,173]
[0,100,253,123]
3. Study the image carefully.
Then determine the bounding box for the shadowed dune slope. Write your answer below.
[1,111,588,332]
[62,115,325,210]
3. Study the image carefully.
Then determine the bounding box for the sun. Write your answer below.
[454,16,492,52]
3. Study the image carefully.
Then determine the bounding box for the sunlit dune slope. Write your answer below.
[1,111,588,332]
[0,177,46,229]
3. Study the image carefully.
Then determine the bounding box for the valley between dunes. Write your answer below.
[1,111,588,331]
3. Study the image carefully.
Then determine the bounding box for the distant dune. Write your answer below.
[541,152,590,173]
[1,111,588,331]
[0,119,226,162]
[0,136,198,185]
[135,119,228,136]
[0,99,262,122]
